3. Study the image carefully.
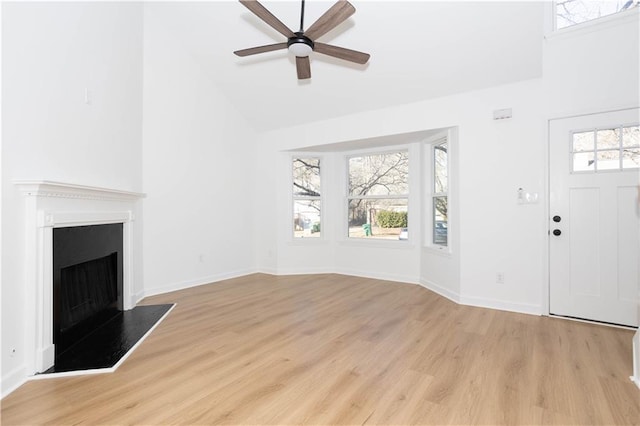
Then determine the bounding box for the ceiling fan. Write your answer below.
[234,0,370,80]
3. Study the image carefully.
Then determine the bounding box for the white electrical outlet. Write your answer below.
[496,273,505,284]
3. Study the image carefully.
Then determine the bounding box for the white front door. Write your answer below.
[549,109,640,327]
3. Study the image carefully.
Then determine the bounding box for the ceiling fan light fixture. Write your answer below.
[287,32,314,58]
[288,42,313,57]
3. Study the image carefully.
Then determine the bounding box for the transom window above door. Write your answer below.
[555,0,639,30]
[571,125,639,172]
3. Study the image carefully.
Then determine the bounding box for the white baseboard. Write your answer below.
[274,266,335,276]
[632,330,640,390]
[257,267,417,285]
[141,268,258,300]
[133,290,146,305]
[419,278,460,304]
[419,278,541,316]
[256,267,278,275]
[459,294,542,316]
[252,268,418,286]
[142,268,540,318]
[1,365,27,399]
[334,268,419,285]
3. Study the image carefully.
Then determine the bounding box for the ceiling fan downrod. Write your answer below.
[299,0,305,32]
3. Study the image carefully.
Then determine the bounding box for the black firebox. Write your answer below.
[53,223,123,359]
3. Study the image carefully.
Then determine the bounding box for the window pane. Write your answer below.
[349,152,409,196]
[556,0,638,30]
[596,128,620,150]
[622,126,640,147]
[293,158,320,197]
[348,198,408,240]
[572,131,594,151]
[433,196,448,246]
[596,150,620,170]
[622,148,640,169]
[434,143,448,193]
[573,152,595,172]
[294,199,320,238]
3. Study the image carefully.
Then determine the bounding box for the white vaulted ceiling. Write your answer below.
[148,1,545,131]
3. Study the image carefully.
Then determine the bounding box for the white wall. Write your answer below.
[141,5,258,297]
[1,2,143,396]
[255,7,639,316]
[1,0,637,400]
[258,78,547,314]
[544,9,640,116]
[421,129,460,302]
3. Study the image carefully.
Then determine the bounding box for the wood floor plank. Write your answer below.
[1,273,637,425]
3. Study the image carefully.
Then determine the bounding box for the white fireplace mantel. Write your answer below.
[14,180,145,375]
[14,180,145,201]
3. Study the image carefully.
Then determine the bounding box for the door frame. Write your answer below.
[545,106,640,322]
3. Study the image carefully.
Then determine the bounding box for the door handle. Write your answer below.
[553,215,561,223]
[553,229,561,236]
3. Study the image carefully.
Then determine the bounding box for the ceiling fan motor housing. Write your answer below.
[287,32,314,57]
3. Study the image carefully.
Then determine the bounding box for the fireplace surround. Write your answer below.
[15,181,145,374]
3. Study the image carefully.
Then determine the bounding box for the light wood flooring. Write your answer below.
[2,273,638,425]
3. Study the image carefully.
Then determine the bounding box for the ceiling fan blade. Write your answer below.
[234,42,289,57]
[239,0,295,38]
[304,0,355,40]
[313,42,370,64]
[296,56,311,80]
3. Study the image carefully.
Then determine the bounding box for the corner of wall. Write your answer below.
[141,268,258,300]
[419,278,542,317]
[458,294,543,317]
[1,365,27,399]
[419,278,461,304]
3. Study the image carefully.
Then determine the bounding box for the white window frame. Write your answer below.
[291,156,323,240]
[345,148,410,241]
[425,136,451,252]
[551,0,639,33]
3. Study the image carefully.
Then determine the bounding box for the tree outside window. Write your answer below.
[571,125,639,172]
[433,142,448,246]
[347,151,409,240]
[556,0,638,30]
[293,158,321,238]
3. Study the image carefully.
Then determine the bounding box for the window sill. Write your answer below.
[422,245,453,258]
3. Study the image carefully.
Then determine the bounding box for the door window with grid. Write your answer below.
[572,125,639,172]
